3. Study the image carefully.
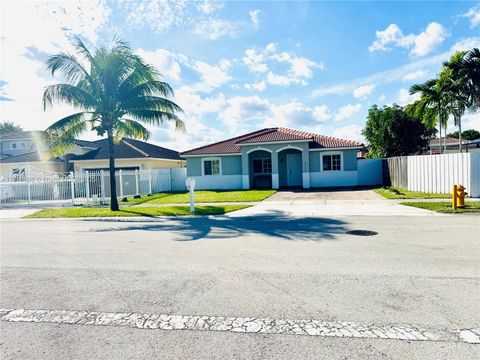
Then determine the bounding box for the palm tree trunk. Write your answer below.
[107,128,119,211]
[438,123,442,155]
[458,116,462,153]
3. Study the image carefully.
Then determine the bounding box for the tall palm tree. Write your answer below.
[442,55,469,152]
[448,48,480,110]
[408,77,449,154]
[43,37,184,210]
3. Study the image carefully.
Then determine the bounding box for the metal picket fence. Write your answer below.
[0,168,186,206]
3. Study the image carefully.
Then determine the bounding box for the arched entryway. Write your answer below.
[278,148,303,188]
[248,149,272,188]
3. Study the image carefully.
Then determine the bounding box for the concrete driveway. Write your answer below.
[230,189,443,217]
[1,213,479,359]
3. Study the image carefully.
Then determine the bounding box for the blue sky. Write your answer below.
[1,1,479,150]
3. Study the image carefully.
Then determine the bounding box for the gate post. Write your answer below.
[70,171,75,204]
[85,170,90,204]
[100,170,106,204]
[27,179,31,204]
[135,169,139,195]
[148,170,152,194]
[119,169,124,198]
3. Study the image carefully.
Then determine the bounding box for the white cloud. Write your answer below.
[462,4,480,28]
[242,43,323,89]
[402,70,426,82]
[313,37,480,98]
[450,37,480,52]
[192,59,232,90]
[411,23,448,57]
[194,18,237,40]
[135,48,182,81]
[0,1,110,132]
[396,88,421,106]
[332,124,365,143]
[369,22,448,57]
[121,0,238,40]
[220,96,271,132]
[313,105,332,121]
[353,84,375,99]
[379,94,386,102]
[121,0,189,34]
[249,9,260,25]
[266,102,324,130]
[334,104,362,122]
[244,81,267,91]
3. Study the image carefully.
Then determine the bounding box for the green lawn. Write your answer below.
[375,186,451,199]
[25,205,249,218]
[132,189,276,205]
[401,201,480,214]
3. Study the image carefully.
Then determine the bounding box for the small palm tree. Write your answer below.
[408,78,449,154]
[43,37,184,210]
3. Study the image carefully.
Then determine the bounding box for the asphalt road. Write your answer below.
[1,213,479,359]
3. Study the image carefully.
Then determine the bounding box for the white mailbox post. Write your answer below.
[185,178,196,213]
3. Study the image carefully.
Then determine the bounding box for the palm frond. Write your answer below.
[119,80,174,101]
[43,84,97,110]
[114,119,150,141]
[44,112,89,156]
[120,95,183,113]
[125,109,186,133]
[46,53,89,84]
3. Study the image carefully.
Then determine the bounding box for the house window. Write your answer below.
[11,143,17,149]
[253,158,272,174]
[322,154,341,171]
[21,142,26,148]
[203,158,220,176]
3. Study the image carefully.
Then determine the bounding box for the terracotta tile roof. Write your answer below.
[180,128,363,156]
[429,137,464,145]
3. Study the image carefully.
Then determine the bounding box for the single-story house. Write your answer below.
[180,127,364,190]
[0,130,185,179]
[70,138,185,172]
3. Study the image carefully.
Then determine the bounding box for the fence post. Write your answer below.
[70,171,75,204]
[27,179,31,204]
[85,170,90,205]
[148,169,152,194]
[119,169,124,198]
[135,169,139,195]
[100,170,106,204]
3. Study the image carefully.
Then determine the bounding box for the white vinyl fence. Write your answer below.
[386,152,480,197]
[0,168,187,206]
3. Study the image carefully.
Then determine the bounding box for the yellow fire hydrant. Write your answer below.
[452,185,468,209]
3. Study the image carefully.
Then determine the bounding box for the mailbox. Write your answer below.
[185,178,196,190]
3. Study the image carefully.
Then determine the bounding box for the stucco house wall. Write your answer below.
[184,146,361,190]
[0,161,65,178]
[73,158,185,173]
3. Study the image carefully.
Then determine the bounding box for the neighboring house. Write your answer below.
[0,130,185,179]
[0,151,65,179]
[0,131,61,178]
[70,137,185,172]
[0,131,47,159]
[427,137,469,154]
[180,127,363,190]
[465,138,480,152]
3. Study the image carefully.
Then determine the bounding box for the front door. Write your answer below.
[286,153,302,187]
